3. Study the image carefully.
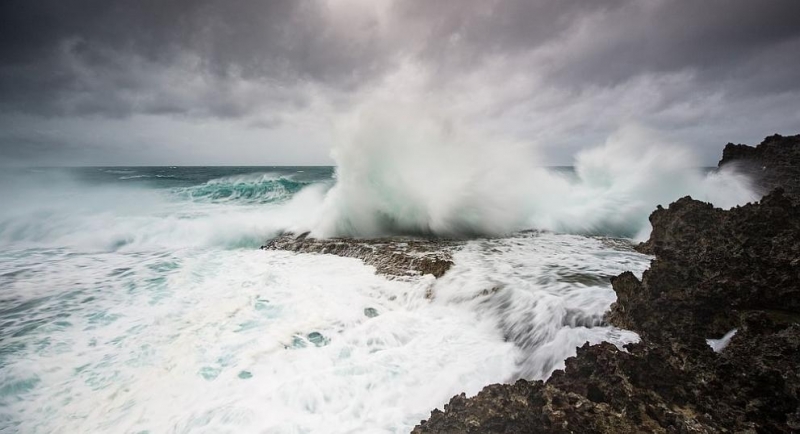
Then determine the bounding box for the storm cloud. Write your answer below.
[1,0,799,165]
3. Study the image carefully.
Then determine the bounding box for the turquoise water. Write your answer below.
[1,167,344,432]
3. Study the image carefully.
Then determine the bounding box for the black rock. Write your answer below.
[719,133,800,201]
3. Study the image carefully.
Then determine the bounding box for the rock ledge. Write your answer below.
[262,232,460,278]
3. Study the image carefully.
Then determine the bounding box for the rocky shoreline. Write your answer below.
[261,135,800,432]
[412,135,800,433]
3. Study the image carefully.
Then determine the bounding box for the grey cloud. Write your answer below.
[390,0,800,93]
[3,0,799,117]
[545,0,800,92]
[0,0,799,165]
[0,0,392,118]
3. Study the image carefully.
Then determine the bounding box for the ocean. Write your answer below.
[0,165,754,433]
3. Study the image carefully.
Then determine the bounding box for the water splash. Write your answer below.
[306,105,757,239]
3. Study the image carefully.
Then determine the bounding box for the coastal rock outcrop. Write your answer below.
[413,135,800,433]
[719,133,800,200]
[262,232,460,278]
[612,189,800,341]
[415,322,800,433]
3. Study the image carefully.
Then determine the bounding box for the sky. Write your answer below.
[1,0,799,166]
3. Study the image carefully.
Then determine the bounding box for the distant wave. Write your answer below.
[172,173,314,205]
[0,170,325,251]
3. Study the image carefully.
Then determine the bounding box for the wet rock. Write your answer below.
[414,341,726,434]
[615,189,800,341]
[262,232,460,278]
[718,133,800,200]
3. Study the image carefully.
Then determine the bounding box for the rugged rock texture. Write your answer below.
[414,176,800,431]
[262,232,460,278]
[614,189,800,341]
[415,323,800,433]
[718,134,800,200]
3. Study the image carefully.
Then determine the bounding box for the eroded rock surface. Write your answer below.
[615,189,800,341]
[413,138,800,433]
[415,323,800,433]
[262,232,460,278]
[719,133,800,200]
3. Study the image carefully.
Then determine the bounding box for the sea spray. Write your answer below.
[311,104,543,237]
[305,105,757,239]
[541,125,756,238]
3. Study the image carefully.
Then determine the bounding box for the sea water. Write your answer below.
[0,162,752,433]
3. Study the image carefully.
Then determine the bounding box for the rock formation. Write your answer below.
[613,189,800,341]
[262,232,459,278]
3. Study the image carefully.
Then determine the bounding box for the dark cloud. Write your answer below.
[0,0,798,164]
[0,0,393,117]
[3,0,799,115]
[386,0,800,93]
[547,0,800,91]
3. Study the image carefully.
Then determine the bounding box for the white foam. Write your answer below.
[707,329,738,353]
[433,232,647,379]
[0,248,516,433]
[0,173,325,251]
[0,230,651,433]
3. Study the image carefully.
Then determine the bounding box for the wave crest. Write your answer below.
[174,173,311,204]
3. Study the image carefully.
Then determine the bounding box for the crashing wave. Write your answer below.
[302,104,757,239]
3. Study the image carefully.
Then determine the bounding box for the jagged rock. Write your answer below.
[262,232,460,278]
[416,324,800,433]
[413,136,800,433]
[719,134,800,200]
[617,189,800,341]
[635,134,800,257]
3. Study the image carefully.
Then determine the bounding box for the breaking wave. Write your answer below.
[0,171,325,251]
[305,105,757,239]
[173,173,312,204]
